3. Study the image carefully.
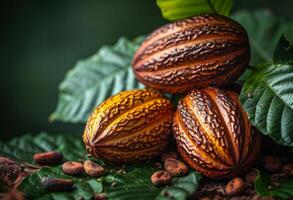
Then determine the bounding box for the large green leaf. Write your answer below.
[105,167,201,200]
[18,166,103,200]
[50,37,145,123]
[255,170,293,199]
[232,9,293,66]
[1,133,201,199]
[0,132,85,164]
[157,0,233,21]
[239,64,293,146]
[273,35,293,64]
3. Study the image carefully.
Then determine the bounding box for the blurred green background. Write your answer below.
[1,0,293,140]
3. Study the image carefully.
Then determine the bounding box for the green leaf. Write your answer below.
[239,64,293,146]
[273,35,293,64]
[156,0,233,21]
[231,9,293,66]
[0,132,85,164]
[2,133,201,199]
[255,170,293,199]
[18,166,103,200]
[50,37,145,123]
[105,167,201,200]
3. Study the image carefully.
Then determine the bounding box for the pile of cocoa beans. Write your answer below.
[33,151,106,197]
[194,155,293,200]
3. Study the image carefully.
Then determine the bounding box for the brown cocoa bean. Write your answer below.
[245,170,258,183]
[270,173,288,187]
[84,160,105,177]
[225,177,245,196]
[33,151,63,165]
[161,152,179,163]
[263,156,282,173]
[164,158,188,177]
[62,161,84,175]
[94,193,107,200]
[151,170,172,186]
[41,177,73,191]
[282,164,293,176]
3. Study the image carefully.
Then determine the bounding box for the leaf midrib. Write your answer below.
[254,71,292,111]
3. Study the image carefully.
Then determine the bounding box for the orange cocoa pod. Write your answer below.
[83,89,173,163]
[173,88,261,178]
[132,14,250,93]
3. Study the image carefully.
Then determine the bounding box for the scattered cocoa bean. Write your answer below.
[161,152,179,163]
[154,162,163,169]
[62,161,84,175]
[151,170,172,186]
[245,170,258,184]
[225,177,245,196]
[199,197,212,200]
[94,193,107,200]
[213,194,223,200]
[164,158,188,177]
[84,160,105,177]
[282,164,293,176]
[270,173,288,187]
[263,156,282,173]
[41,177,73,191]
[33,151,63,165]
[2,189,24,200]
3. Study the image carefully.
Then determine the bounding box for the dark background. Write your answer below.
[1,0,293,140]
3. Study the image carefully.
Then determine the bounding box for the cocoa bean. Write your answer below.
[270,173,288,187]
[225,177,245,196]
[263,156,282,173]
[33,151,63,165]
[62,161,84,175]
[84,160,105,177]
[94,193,107,200]
[41,177,73,191]
[282,164,293,176]
[151,170,172,186]
[164,158,188,177]
[161,152,179,163]
[245,171,258,184]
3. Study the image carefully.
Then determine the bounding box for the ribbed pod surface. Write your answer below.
[173,88,260,178]
[132,14,250,93]
[83,89,173,163]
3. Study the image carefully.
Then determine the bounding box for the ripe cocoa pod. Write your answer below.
[83,89,173,163]
[132,14,250,93]
[173,88,261,178]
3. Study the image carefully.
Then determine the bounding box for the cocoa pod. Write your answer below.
[151,170,172,186]
[41,177,73,191]
[132,14,250,93]
[84,160,105,177]
[173,88,261,178]
[62,161,84,175]
[33,151,63,165]
[83,89,173,163]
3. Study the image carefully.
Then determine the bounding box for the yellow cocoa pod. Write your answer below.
[83,89,173,163]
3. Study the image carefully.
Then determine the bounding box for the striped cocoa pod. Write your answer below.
[132,14,250,93]
[83,89,173,163]
[173,88,261,178]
